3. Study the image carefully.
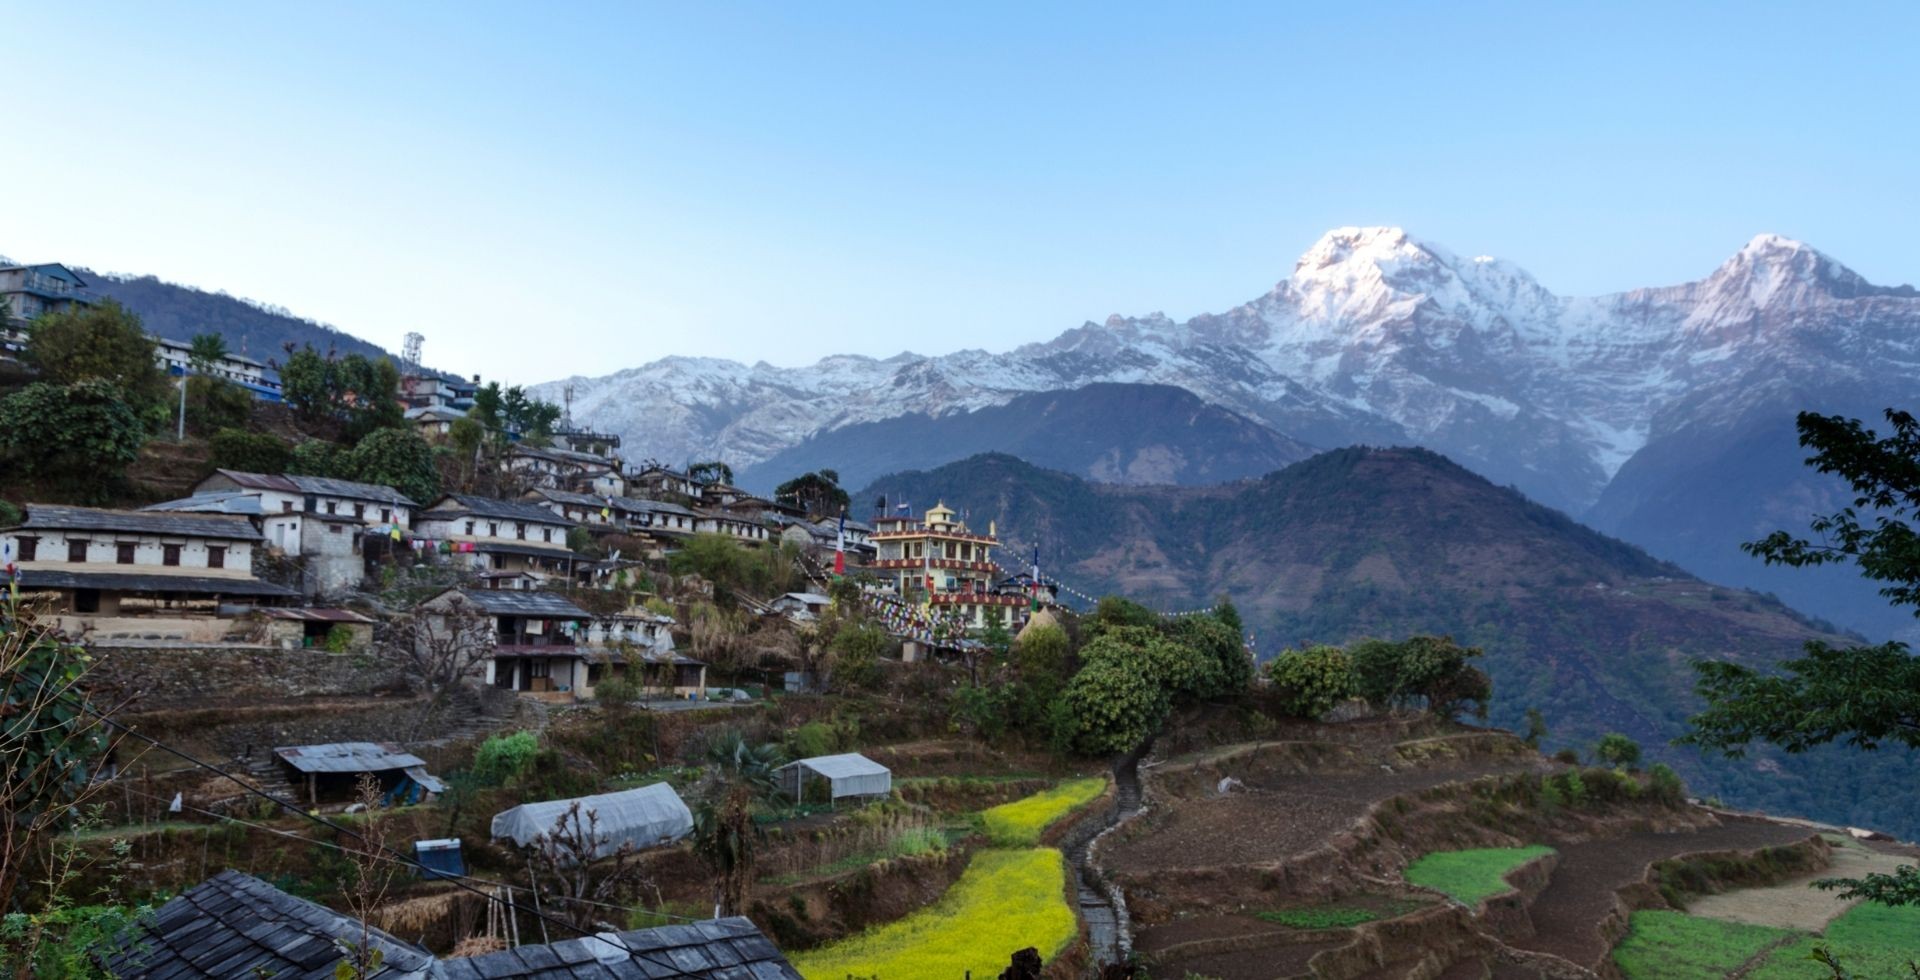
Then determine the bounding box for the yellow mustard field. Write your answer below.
[980,776,1107,846]
[789,848,1077,979]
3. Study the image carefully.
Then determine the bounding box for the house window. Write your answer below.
[325,501,337,515]
[542,528,552,543]
[488,522,498,537]
[527,659,551,679]
[466,521,476,535]
[16,537,36,561]
[207,546,225,569]
[116,543,135,565]
[515,524,526,540]
[282,501,294,514]
[67,539,88,563]
[162,545,181,566]
[353,503,365,519]
[380,508,391,523]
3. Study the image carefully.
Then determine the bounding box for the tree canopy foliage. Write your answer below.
[276,344,403,440]
[1684,407,1920,906]
[469,382,560,443]
[0,382,147,501]
[687,461,734,486]
[24,301,170,415]
[286,429,440,504]
[775,469,849,517]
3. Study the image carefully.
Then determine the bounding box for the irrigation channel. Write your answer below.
[1062,747,1148,967]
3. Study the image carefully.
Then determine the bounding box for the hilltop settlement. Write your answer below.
[2,269,1918,979]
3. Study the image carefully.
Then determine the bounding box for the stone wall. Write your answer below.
[93,644,409,710]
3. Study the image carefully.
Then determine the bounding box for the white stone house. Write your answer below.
[414,495,583,585]
[0,505,297,637]
[148,471,416,596]
[506,445,625,496]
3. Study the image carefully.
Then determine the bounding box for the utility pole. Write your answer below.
[176,372,188,441]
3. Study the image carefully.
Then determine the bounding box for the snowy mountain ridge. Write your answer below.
[534,226,1920,515]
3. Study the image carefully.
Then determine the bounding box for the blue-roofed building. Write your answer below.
[0,262,95,357]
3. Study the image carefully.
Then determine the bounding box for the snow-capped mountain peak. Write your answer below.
[536,228,1918,516]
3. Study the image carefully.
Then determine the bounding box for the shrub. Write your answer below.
[1265,645,1356,719]
[1648,763,1685,804]
[184,375,252,434]
[1594,733,1643,769]
[0,501,19,527]
[828,622,889,690]
[1553,748,1580,765]
[787,721,839,759]
[321,624,355,653]
[208,428,293,474]
[472,731,539,787]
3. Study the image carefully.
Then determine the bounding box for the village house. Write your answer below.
[405,404,466,440]
[151,336,283,401]
[256,607,378,650]
[0,262,92,358]
[505,444,626,496]
[628,465,703,500]
[0,505,297,640]
[777,515,877,565]
[584,605,707,698]
[414,494,584,585]
[523,488,700,555]
[549,426,622,459]
[870,502,1026,630]
[770,591,831,620]
[694,507,772,545]
[148,470,417,596]
[423,588,594,701]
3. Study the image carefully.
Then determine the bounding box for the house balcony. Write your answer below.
[869,528,999,546]
[927,592,1027,607]
[870,558,996,574]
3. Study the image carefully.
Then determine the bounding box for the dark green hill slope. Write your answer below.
[858,449,1918,838]
[738,383,1314,493]
[88,272,393,364]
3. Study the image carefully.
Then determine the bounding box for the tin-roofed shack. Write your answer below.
[776,753,892,804]
[274,741,443,806]
[257,607,376,649]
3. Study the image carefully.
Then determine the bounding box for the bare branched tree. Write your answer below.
[529,802,657,932]
[386,596,494,738]
[334,774,396,979]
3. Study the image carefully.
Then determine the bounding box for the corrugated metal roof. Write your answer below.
[141,490,266,515]
[93,870,434,978]
[274,741,427,774]
[470,541,584,561]
[777,752,889,780]
[444,588,592,619]
[424,494,575,525]
[15,569,299,597]
[490,783,693,857]
[440,917,799,979]
[258,607,377,623]
[210,469,417,506]
[12,504,262,540]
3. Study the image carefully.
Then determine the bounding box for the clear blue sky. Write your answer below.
[5,2,1916,384]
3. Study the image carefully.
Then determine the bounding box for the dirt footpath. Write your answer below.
[1685,835,1916,932]
[1508,816,1813,969]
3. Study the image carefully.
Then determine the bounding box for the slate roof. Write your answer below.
[446,588,592,619]
[94,869,434,978]
[471,541,584,562]
[8,505,263,540]
[529,489,697,520]
[511,445,615,468]
[438,917,799,979]
[424,495,575,526]
[275,742,427,774]
[141,490,266,515]
[14,569,300,597]
[208,469,417,507]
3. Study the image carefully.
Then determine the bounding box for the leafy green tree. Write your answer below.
[1684,407,1920,906]
[273,344,402,439]
[340,428,439,504]
[827,622,888,690]
[687,461,734,486]
[1213,596,1244,636]
[1594,733,1642,769]
[1086,595,1159,641]
[287,439,345,479]
[24,301,169,414]
[1265,645,1357,719]
[774,470,850,517]
[1523,708,1549,750]
[186,332,228,372]
[183,375,251,435]
[0,382,146,501]
[1058,651,1172,756]
[1166,614,1250,698]
[1394,635,1491,720]
[276,345,334,424]
[208,429,293,473]
[691,731,783,916]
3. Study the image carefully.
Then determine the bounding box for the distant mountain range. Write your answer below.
[735,383,1314,493]
[537,228,1920,640]
[855,450,1918,839]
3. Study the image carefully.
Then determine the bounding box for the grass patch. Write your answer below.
[1613,909,1798,979]
[1404,845,1554,905]
[1747,901,1920,979]
[978,777,1106,846]
[789,848,1076,980]
[1254,899,1425,930]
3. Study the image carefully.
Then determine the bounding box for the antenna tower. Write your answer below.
[401,332,424,374]
[562,384,576,428]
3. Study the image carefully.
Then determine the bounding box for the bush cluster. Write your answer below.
[1266,635,1491,721]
